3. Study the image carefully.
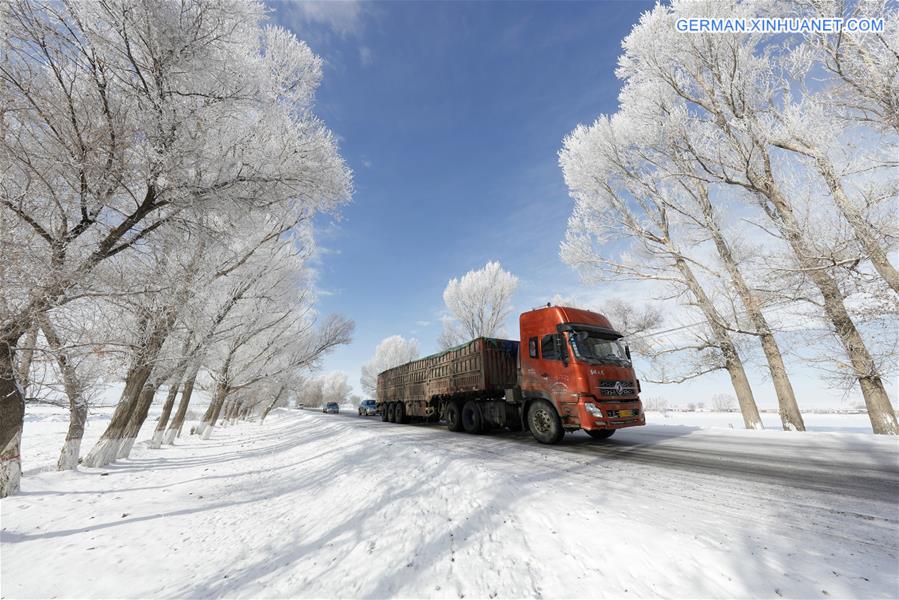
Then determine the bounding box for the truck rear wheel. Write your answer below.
[462,400,483,434]
[380,406,389,422]
[586,429,615,440]
[527,400,564,444]
[395,402,406,424]
[445,400,463,432]
[387,403,396,423]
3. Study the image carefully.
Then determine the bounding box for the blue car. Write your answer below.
[358,399,377,416]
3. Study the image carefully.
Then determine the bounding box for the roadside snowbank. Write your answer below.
[2,408,896,599]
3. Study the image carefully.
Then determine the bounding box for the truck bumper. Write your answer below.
[577,399,644,430]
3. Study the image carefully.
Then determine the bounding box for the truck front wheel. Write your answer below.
[462,400,483,434]
[445,401,463,432]
[586,429,615,440]
[527,400,564,444]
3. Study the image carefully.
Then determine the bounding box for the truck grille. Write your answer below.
[598,379,637,398]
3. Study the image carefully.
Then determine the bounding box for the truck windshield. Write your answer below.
[568,330,631,366]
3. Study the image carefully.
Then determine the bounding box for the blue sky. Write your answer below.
[269,1,866,409]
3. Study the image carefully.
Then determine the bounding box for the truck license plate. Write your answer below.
[619,409,632,417]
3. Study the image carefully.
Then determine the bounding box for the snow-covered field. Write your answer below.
[2,407,897,599]
[645,410,877,433]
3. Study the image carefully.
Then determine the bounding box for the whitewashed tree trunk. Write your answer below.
[38,315,91,469]
[201,386,228,440]
[57,399,87,471]
[80,364,152,467]
[201,384,230,440]
[150,377,183,448]
[83,306,176,466]
[14,325,37,400]
[0,333,25,496]
[117,384,157,459]
[165,367,198,445]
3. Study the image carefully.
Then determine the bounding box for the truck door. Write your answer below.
[521,331,570,399]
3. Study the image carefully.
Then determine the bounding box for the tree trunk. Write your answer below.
[82,308,174,466]
[165,366,198,445]
[261,384,288,423]
[696,186,804,431]
[0,333,25,497]
[758,161,897,434]
[199,353,232,438]
[58,396,88,471]
[757,333,804,431]
[117,383,157,459]
[80,364,152,467]
[672,257,764,430]
[150,333,193,448]
[225,399,241,424]
[150,380,181,449]
[218,398,234,426]
[201,382,228,440]
[38,315,90,469]
[15,324,38,401]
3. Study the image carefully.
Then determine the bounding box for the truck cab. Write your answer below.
[518,306,644,441]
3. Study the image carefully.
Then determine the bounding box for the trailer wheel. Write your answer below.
[380,406,389,422]
[461,400,483,434]
[445,400,463,432]
[387,403,396,423]
[395,402,406,424]
[586,429,615,440]
[527,400,564,444]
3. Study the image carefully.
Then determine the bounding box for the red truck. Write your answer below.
[376,305,644,443]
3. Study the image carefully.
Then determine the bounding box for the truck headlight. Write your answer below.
[584,403,603,418]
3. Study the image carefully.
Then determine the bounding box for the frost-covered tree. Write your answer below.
[360,335,420,396]
[611,0,895,433]
[321,371,353,406]
[561,0,896,434]
[600,299,663,340]
[796,0,899,135]
[712,394,737,413]
[560,114,765,430]
[193,248,353,440]
[440,261,518,349]
[296,377,325,408]
[0,0,351,494]
[592,107,807,430]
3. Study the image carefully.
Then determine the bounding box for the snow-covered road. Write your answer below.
[2,409,897,599]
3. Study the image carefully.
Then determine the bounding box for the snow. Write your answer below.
[2,408,897,599]
[645,410,878,433]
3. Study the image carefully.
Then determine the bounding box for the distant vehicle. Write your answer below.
[376,305,644,444]
[297,403,306,410]
[322,402,339,414]
[358,399,377,416]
